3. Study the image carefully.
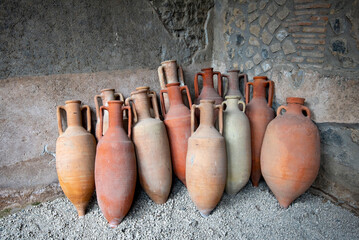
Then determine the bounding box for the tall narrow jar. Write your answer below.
[222,70,248,99]
[245,76,275,187]
[125,88,172,204]
[95,100,137,227]
[186,100,226,217]
[261,97,320,208]
[94,89,124,140]
[158,60,186,112]
[222,96,251,195]
[160,82,192,186]
[56,100,96,217]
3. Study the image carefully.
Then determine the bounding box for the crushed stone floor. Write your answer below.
[1,179,358,239]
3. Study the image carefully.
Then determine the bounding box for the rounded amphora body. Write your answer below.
[261,97,320,208]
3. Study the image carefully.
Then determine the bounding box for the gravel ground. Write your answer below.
[1,179,358,239]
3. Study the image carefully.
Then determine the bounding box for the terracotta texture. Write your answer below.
[222,70,248,99]
[222,96,251,195]
[160,83,192,186]
[125,88,172,204]
[95,100,137,227]
[261,97,320,208]
[94,89,124,140]
[245,76,275,187]
[158,60,186,112]
[186,100,226,217]
[56,100,96,217]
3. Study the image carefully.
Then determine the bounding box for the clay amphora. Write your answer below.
[245,76,275,187]
[160,82,192,186]
[135,86,156,118]
[56,100,96,217]
[194,68,223,106]
[186,100,226,217]
[158,60,187,112]
[125,88,172,204]
[261,97,320,208]
[95,100,136,227]
[222,96,251,195]
[94,89,124,140]
[222,70,248,99]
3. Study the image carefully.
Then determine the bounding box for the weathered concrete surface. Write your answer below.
[0,0,213,79]
[312,123,359,212]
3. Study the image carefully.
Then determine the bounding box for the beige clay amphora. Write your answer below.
[56,100,96,217]
[222,96,251,195]
[186,100,227,217]
[94,89,124,140]
[125,88,172,204]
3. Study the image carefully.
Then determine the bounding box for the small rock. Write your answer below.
[254,66,262,76]
[259,14,270,28]
[262,48,269,59]
[245,60,255,70]
[276,7,290,20]
[282,39,296,55]
[267,2,278,16]
[248,2,257,13]
[261,29,273,45]
[331,39,347,55]
[261,60,272,72]
[259,0,269,10]
[248,12,260,23]
[250,25,261,37]
[330,17,345,35]
[249,36,261,46]
[267,19,280,34]
[276,29,288,42]
[275,0,286,6]
[246,46,255,58]
[253,53,263,65]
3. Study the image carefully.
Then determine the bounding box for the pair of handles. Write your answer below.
[277,105,311,118]
[98,105,132,140]
[125,90,161,122]
[159,85,192,118]
[94,92,124,120]
[194,71,222,98]
[222,99,246,113]
[158,65,185,89]
[245,80,274,107]
[221,73,248,96]
[57,105,91,135]
[190,104,223,136]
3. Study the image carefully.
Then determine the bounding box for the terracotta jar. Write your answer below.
[94,89,124,140]
[95,100,136,227]
[56,100,96,217]
[186,100,226,217]
[125,88,172,204]
[245,76,275,187]
[261,97,320,208]
[134,86,156,118]
[158,60,186,112]
[222,70,248,99]
[222,96,251,195]
[160,82,192,186]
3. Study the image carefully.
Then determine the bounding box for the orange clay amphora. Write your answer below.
[158,60,186,112]
[186,100,226,217]
[56,100,96,217]
[94,89,124,140]
[95,100,136,227]
[222,70,248,99]
[261,97,320,208]
[160,82,192,186]
[194,68,223,121]
[245,76,275,187]
[125,88,172,204]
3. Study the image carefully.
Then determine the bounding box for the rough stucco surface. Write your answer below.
[0,0,358,215]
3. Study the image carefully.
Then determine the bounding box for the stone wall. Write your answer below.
[0,0,358,214]
[213,0,359,212]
